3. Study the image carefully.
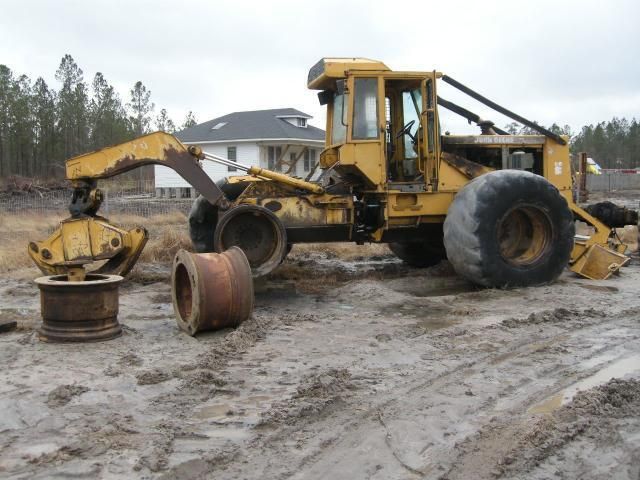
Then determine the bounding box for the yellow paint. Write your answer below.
[253,194,353,229]
[29,217,147,276]
[66,131,195,181]
[246,166,324,194]
[30,58,627,281]
[338,143,385,189]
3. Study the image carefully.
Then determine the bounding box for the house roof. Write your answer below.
[176,108,325,144]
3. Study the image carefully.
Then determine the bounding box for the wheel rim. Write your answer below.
[220,212,278,266]
[497,205,552,266]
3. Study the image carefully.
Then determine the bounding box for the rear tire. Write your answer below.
[443,170,574,288]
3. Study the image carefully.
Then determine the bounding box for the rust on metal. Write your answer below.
[577,151,588,203]
[35,274,123,343]
[441,152,494,179]
[100,147,228,207]
[171,247,254,336]
[214,205,288,277]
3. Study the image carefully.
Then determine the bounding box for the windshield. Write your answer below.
[402,88,422,158]
[331,92,348,145]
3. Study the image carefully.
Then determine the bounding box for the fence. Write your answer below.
[587,173,640,192]
[0,186,193,217]
[3,172,640,216]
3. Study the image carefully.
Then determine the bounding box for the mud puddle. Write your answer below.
[530,353,640,413]
[194,394,274,425]
[379,300,461,331]
[3,258,640,479]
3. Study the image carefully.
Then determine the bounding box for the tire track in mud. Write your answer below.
[4,261,640,479]
[122,307,292,475]
[197,304,640,479]
[0,280,294,479]
[444,378,640,480]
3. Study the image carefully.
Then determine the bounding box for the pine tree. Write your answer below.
[127,81,155,183]
[181,111,197,130]
[0,65,14,177]
[128,81,154,136]
[55,54,89,160]
[89,72,130,150]
[0,55,198,180]
[155,108,176,133]
[32,77,57,176]
[8,74,34,176]
[504,122,519,134]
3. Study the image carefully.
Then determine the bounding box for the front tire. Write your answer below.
[188,195,218,253]
[389,238,446,268]
[213,205,287,277]
[443,170,574,288]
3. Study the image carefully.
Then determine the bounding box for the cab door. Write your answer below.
[421,72,441,190]
[343,76,386,189]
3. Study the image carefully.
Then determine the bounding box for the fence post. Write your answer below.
[577,152,588,202]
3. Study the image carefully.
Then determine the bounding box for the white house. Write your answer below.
[155,108,325,197]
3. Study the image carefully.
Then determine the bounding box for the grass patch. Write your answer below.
[0,212,63,273]
[0,211,191,275]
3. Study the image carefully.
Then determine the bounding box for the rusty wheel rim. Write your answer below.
[497,205,552,266]
[172,248,253,336]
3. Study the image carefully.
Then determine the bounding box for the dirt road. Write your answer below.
[1,251,640,479]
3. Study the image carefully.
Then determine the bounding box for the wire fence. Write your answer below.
[587,173,640,192]
[0,186,193,217]
[3,173,640,217]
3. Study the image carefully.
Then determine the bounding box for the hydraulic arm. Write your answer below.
[29,132,323,278]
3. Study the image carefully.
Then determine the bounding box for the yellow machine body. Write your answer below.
[29,217,148,278]
[29,58,631,282]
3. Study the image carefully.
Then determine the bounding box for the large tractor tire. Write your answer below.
[213,204,288,277]
[188,179,253,253]
[389,238,446,268]
[189,195,218,253]
[443,170,574,288]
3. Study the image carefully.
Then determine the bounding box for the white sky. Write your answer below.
[1,0,639,135]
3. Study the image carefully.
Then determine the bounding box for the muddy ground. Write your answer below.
[1,248,640,479]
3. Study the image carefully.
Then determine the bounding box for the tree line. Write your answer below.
[2,55,639,179]
[0,54,197,179]
[571,118,640,169]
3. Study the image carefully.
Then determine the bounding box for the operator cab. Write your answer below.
[310,58,441,192]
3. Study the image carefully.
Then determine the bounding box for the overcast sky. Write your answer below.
[1,0,639,135]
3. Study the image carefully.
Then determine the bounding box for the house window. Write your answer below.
[227,146,237,172]
[212,122,227,130]
[297,118,307,128]
[304,149,316,172]
[267,146,282,170]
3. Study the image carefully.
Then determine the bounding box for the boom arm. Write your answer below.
[30,131,324,278]
[66,131,227,207]
[66,131,324,199]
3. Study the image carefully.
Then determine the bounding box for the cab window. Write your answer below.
[402,88,422,158]
[331,92,348,144]
[352,78,379,140]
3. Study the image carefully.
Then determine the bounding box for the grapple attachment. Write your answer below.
[570,240,630,280]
